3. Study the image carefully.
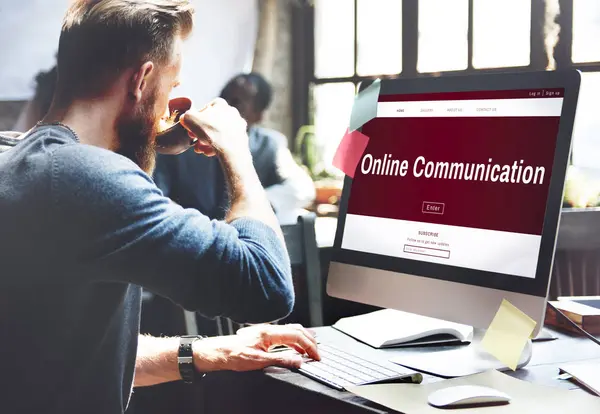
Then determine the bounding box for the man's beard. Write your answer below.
[115,95,159,175]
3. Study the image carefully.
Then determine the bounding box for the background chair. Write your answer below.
[281,212,324,327]
[549,208,600,298]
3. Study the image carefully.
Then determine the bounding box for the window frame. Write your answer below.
[292,0,600,158]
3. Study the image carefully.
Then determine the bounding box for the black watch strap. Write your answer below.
[178,335,206,384]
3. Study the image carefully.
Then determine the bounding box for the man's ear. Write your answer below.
[130,61,154,102]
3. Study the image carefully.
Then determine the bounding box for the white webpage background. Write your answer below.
[341,214,541,278]
[377,98,563,118]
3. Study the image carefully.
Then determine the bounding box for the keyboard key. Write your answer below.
[300,363,354,388]
[315,352,379,381]
[304,361,364,384]
[313,358,375,382]
[296,341,418,391]
[320,344,400,377]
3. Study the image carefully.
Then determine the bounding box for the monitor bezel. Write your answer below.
[331,69,581,299]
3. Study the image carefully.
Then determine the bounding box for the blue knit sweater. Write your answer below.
[0,125,294,414]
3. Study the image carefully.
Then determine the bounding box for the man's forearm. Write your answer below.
[221,153,284,241]
[134,335,181,387]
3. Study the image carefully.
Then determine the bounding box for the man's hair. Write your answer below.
[221,73,273,112]
[56,0,194,102]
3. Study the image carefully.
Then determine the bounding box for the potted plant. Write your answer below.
[294,125,344,209]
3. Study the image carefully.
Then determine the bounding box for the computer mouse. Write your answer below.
[428,385,511,408]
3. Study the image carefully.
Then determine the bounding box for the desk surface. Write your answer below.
[256,326,600,414]
[145,324,599,414]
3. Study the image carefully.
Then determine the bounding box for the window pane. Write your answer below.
[573,0,600,63]
[356,0,402,76]
[472,0,530,69]
[312,83,356,174]
[418,0,468,73]
[571,72,600,168]
[314,0,355,78]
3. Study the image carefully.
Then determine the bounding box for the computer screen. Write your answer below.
[342,88,564,280]
[328,71,579,333]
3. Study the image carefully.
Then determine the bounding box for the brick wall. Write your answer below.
[261,0,293,141]
[253,0,293,142]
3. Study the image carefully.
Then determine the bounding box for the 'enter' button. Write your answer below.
[422,201,444,215]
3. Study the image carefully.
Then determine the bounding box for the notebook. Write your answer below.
[546,297,600,334]
[558,295,600,310]
[560,361,600,396]
[332,309,473,349]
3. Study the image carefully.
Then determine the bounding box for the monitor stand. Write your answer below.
[389,328,533,378]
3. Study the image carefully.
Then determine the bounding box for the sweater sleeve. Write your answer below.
[50,145,294,323]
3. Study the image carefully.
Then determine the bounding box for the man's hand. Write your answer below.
[180,97,284,238]
[193,324,320,372]
[180,98,249,159]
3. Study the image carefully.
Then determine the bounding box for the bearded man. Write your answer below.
[0,1,318,413]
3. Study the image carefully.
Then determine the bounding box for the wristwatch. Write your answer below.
[178,335,207,384]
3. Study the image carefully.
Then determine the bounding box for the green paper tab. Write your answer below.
[349,79,381,132]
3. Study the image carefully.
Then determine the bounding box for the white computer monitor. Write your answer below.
[327,70,581,337]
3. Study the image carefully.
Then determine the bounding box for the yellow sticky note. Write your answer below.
[480,299,537,370]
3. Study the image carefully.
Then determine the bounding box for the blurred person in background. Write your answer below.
[154,72,315,224]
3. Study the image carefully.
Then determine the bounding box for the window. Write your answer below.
[572,0,600,63]
[472,0,531,68]
[571,72,600,168]
[301,1,600,176]
[314,0,354,78]
[418,0,468,73]
[311,83,356,170]
[312,0,402,176]
[569,1,600,169]
[356,0,403,76]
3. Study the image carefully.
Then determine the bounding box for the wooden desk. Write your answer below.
[198,326,600,414]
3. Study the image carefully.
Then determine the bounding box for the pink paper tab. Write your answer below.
[332,129,370,178]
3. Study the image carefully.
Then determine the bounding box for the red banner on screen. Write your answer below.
[348,115,561,236]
